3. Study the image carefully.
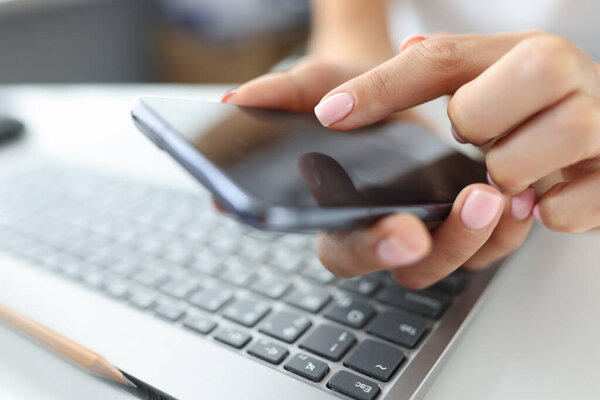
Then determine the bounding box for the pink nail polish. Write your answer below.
[399,34,429,52]
[376,236,425,268]
[221,88,238,104]
[460,189,504,231]
[532,203,542,222]
[451,125,467,144]
[314,92,354,127]
[511,188,537,221]
[486,172,502,191]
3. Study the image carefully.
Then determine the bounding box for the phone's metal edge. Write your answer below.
[131,98,266,217]
[263,204,452,232]
[131,96,454,232]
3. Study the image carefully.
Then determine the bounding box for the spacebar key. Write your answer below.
[327,371,380,400]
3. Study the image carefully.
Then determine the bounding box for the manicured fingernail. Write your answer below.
[532,203,542,222]
[451,125,467,144]
[314,92,354,127]
[221,88,238,104]
[399,34,429,52]
[486,172,502,191]
[511,188,537,221]
[460,189,504,231]
[376,236,426,268]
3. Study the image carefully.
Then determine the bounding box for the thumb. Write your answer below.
[391,183,505,289]
[223,59,368,113]
[314,31,538,129]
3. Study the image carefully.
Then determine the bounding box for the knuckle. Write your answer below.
[414,36,468,73]
[564,96,600,147]
[539,184,579,232]
[365,68,395,112]
[485,151,523,193]
[447,92,478,143]
[521,35,580,84]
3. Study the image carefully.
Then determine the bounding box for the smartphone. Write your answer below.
[131,96,486,232]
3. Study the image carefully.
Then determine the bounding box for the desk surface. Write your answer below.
[0,85,599,400]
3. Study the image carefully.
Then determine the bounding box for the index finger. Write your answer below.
[314,31,539,130]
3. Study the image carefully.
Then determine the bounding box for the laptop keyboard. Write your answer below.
[0,164,474,400]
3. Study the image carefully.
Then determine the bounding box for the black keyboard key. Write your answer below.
[259,311,311,343]
[299,325,356,361]
[284,353,329,382]
[433,271,467,294]
[247,338,289,365]
[377,285,450,319]
[154,303,186,321]
[214,327,251,349]
[366,311,427,349]
[286,289,331,313]
[223,299,270,327]
[250,275,292,299]
[344,340,405,382]
[324,297,375,329]
[338,275,381,297]
[189,287,233,312]
[183,315,217,335]
[160,278,199,299]
[327,371,380,400]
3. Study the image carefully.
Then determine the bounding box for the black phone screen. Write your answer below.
[142,98,486,208]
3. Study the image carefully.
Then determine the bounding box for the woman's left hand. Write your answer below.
[311,31,600,284]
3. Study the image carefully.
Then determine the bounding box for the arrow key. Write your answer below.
[284,353,330,382]
[248,338,289,365]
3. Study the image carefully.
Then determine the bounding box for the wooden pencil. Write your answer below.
[0,301,135,388]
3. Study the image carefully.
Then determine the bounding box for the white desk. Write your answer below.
[0,85,599,400]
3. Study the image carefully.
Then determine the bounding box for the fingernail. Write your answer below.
[314,92,354,127]
[486,172,502,191]
[376,236,426,268]
[221,88,238,104]
[532,203,542,222]
[399,34,429,52]
[451,125,467,144]
[460,189,504,231]
[511,188,537,221]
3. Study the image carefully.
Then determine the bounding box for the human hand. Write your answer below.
[314,31,600,233]
[311,31,600,288]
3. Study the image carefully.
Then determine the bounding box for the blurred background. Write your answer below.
[0,0,309,83]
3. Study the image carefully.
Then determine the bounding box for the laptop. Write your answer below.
[0,156,502,400]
